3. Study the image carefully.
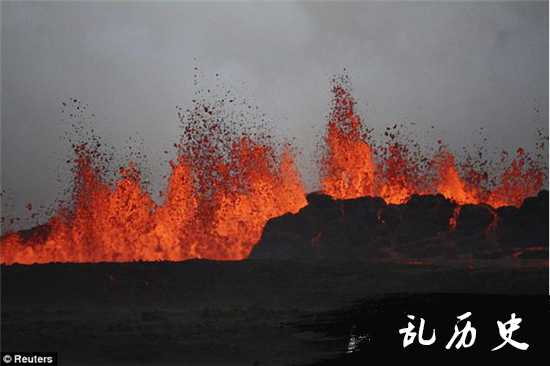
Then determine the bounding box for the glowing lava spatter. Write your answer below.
[320,77,377,200]
[320,75,547,207]
[0,97,307,264]
[1,75,547,264]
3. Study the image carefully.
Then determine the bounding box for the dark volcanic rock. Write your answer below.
[392,194,456,245]
[249,190,549,260]
[455,204,494,235]
[250,192,392,260]
[497,190,549,248]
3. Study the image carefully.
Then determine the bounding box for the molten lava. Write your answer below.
[320,75,547,207]
[1,101,307,264]
[320,83,377,200]
[1,75,547,264]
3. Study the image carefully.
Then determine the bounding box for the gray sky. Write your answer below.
[1,1,548,229]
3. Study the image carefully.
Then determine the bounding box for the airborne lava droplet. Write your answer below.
[0,74,547,264]
[320,74,546,207]
[0,88,307,264]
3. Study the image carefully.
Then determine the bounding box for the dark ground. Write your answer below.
[1,259,548,365]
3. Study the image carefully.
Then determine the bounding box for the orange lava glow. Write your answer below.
[320,83,377,200]
[1,75,547,264]
[1,125,307,264]
[321,76,547,207]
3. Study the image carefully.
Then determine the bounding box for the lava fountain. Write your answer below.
[1,75,547,264]
[0,96,307,264]
[320,74,547,207]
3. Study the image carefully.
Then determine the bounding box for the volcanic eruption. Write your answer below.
[0,74,547,264]
[321,74,547,207]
